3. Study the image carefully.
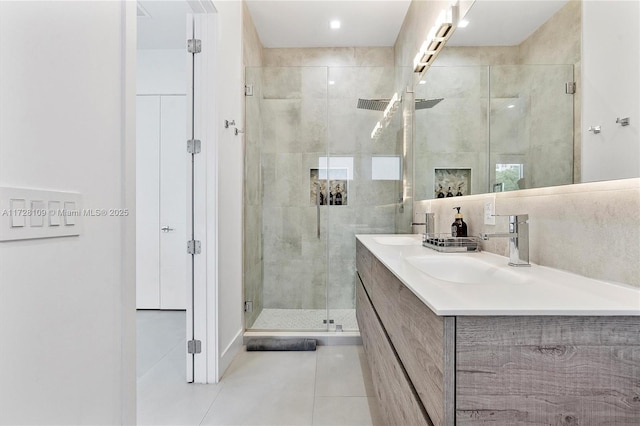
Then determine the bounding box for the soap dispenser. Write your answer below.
[451,207,468,237]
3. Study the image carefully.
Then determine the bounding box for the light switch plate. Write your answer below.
[484,196,496,225]
[64,201,77,226]
[0,187,82,241]
[10,199,26,227]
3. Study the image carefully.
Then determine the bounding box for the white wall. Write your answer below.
[0,1,136,424]
[137,49,187,95]
[212,0,244,379]
[582,0,640,182]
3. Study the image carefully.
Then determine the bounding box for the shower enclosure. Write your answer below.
[414,64,575,200]
[244,66,407,331]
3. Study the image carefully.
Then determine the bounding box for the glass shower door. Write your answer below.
[244,66,330,331]
[244,65,409,332]
[489,64,575,191]
[325,66,404,332]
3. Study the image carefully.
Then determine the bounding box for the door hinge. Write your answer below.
[245,84,254,96]
[565,82,576,94]
[187,39,202,54]
[187,139,201,154]
[187,240,201,255]
[244,301,253,313]
[187,339,202,354]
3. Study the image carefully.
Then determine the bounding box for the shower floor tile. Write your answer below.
[250,308,358,331]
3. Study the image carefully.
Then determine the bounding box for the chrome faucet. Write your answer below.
[480,214,530,267]
[411,213,435,238]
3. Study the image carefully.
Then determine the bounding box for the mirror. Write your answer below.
[413,0,581,200]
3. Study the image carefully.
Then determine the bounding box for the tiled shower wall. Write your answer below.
[432,0,582,185]
[245,48,405,323]
[243,2,264,328]
[414,63,574,200]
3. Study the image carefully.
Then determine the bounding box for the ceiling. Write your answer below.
[137,1,190,49]
[245,0,411,48]
[136,0,569,50]
[448,0,569,46]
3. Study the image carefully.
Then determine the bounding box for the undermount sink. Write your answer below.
[405,255,530,285]
[373,236,422,246]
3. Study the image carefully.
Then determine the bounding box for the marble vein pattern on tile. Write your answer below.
[262,67,302,99]
[261,100,303,154]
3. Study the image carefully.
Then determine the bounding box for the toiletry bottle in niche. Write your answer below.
[446,187,454,197]
[451,207,468,237]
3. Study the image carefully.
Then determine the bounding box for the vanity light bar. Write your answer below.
[413,6,455,73]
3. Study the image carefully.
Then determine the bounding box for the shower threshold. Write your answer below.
[244,308,361,346]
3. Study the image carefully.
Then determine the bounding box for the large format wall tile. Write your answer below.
[414,179,640,288]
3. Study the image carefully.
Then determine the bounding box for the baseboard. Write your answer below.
[218,328,243,379]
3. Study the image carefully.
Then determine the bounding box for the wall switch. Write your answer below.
[30,200,45,227]
[0,188,82,241]
[10,199,26,227]
[64,201,76,226]
[484,197,496,225]
[49,201,61,226]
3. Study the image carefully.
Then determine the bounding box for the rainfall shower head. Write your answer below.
[357,97,444,111]
[356,98,390,111]
[415,98,444,110]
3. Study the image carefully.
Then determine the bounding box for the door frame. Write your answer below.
[187,1,218,384]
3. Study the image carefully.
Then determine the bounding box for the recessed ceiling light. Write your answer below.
[458,19,469,28]
[328,81,335,85]
[330,20,341,30]
[508,104,515,109]
[418,80,426,85]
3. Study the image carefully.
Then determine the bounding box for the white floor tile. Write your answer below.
[137,341,222,426]
[200,381,315,426]
[137,311,382,426]
[312,397,384,426]
[137,310,185,378]
[315,346,375,397]
[221,347,318,387]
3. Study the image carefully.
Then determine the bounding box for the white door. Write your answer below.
[159,96,188,309]
[136,95,188,310]
[136,96,161,309]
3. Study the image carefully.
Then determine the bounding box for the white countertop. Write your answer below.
[356,234,640,316]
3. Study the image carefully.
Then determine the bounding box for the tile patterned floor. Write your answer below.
[137,310,382,426]
[250,309,359,331]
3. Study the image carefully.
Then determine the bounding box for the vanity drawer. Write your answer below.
[356,277,431,426]
[369,255,455,426]
[355,239,373,289]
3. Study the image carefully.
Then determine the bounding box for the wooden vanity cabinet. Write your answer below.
[355,240,640,425]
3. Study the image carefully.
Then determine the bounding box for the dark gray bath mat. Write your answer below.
[246,338,316,351]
